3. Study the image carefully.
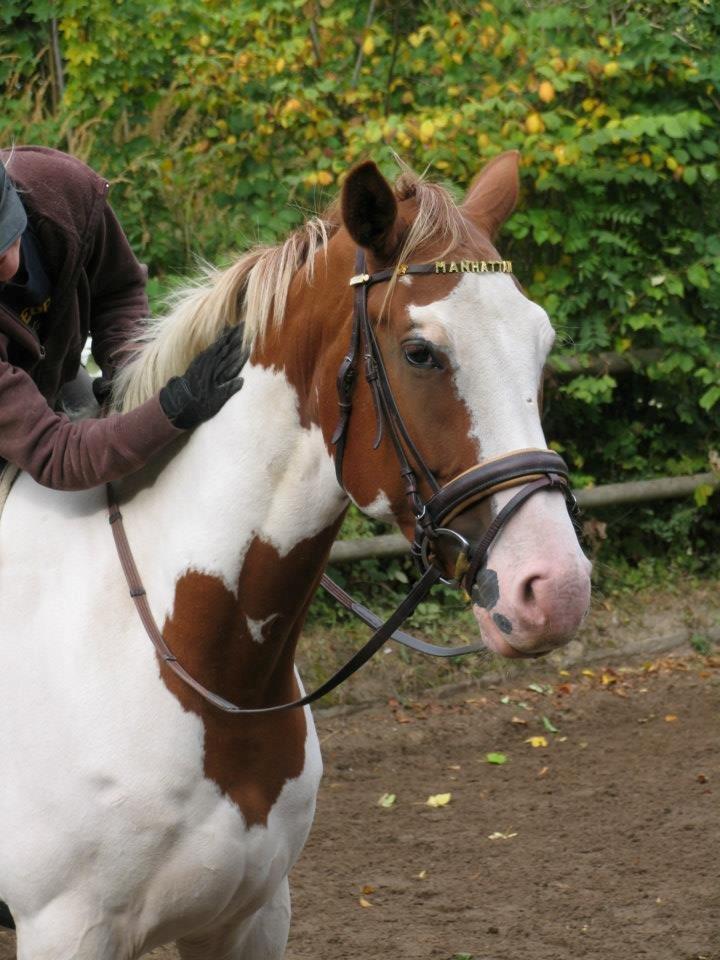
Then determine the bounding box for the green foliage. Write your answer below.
[2,0,720,579]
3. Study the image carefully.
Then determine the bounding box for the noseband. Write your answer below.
[108,250,578,715]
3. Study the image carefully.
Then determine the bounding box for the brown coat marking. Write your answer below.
[160,519,343,828]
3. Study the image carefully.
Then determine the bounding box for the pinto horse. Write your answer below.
[0,152,590,959]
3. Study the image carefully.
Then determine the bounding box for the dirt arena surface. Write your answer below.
[1,648,717,960]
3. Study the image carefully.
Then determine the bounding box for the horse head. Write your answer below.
[306,153,591,659]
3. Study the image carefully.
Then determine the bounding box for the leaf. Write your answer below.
[426,792,452,807]
[525,736,548,748]
[378,793,396,808]
[527,682,546,694]
[694,484,714,507]
[486,752,508,764]
[664,714,679,722]
[542,716,559,733]
[699,386,720,412]
[687,263,710,289]
[358,897,373,908]
[362,884,376,895]
[488,830,518,840]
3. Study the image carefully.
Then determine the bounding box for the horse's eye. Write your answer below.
[403,341,441,369]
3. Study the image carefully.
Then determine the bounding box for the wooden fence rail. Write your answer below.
[328,471,718,564]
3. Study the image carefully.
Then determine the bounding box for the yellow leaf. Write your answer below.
[275,58,286,73]
[426,792,452,807]
[416,869,427,879]
[525,736,548,748]
[665,714,679,722]
[317,170,334,186]
[538,81,555,103]
[581,669,595,677]
[362,34,375,56]
[603,61,620,77]
[488,830,518,840]
[525,112,544,135]
[419,119,435,143]
[359,897,373,908]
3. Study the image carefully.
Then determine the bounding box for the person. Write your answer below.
[0,145,243,491]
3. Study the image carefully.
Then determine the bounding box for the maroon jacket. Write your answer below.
[0,146,181,490]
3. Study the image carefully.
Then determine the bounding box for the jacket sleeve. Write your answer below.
[0,360,183,490]
[85,199,150,377]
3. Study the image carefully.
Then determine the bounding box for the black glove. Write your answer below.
[159,325,246,430]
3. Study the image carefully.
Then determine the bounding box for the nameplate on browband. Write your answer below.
[434,260,512,274]
[348,259,513,287]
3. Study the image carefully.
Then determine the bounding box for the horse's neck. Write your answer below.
[120,361,346,705]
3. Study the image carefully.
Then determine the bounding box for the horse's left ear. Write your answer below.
[462,150,520,238]
[341,161,402,261]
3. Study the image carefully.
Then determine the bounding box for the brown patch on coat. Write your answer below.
[160,519,342,828]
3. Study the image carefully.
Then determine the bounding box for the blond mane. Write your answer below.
[112,167,472,413]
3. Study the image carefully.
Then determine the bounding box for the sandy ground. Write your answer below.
[2,648,718,960]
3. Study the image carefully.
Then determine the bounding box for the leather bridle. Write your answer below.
[108,250,578,715]
[325,250,577,593]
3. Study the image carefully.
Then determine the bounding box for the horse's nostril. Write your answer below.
[521,574,540,606]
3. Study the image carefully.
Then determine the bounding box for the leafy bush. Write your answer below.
[2,0,719,585]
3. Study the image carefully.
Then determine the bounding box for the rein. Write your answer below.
[107,250,577,714]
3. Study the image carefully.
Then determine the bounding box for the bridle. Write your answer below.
[328,251,577,596]
[107,250,578,715]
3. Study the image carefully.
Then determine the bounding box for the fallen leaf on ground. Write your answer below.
[581,668,595,677]
[362,884,376,895]
[511,716,528,726]
[542,715,559,733]
[665,714,678,722]
[525,736,548,748]
[488,831,517,840]
[358,897,373,908]
[537,766,549,778]
[486,752,508,765]
[377,792,396,808]
[416,869,427,879]
[697,773,708,783]
[426,792,452,807]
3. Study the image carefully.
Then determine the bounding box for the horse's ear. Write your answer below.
[341,161,401,261]
[462,150,520,238]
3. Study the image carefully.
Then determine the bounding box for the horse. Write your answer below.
[0,151,591,959]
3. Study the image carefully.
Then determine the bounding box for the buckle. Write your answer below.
[349,273,370,287]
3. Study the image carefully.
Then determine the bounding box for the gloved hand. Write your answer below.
[159,324,246,430]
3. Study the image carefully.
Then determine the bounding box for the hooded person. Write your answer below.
[0,146,244,490]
